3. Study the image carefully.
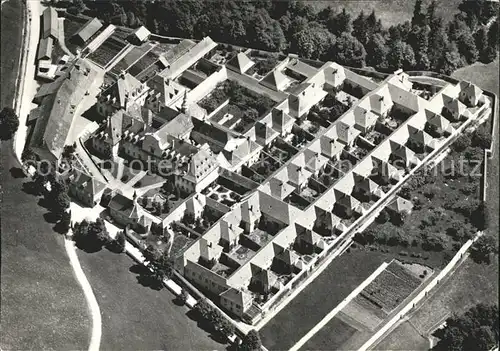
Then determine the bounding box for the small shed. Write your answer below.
[128,26,151,45]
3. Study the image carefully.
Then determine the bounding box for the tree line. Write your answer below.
[78,0,499,74]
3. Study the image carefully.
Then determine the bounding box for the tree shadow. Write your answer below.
[75,238,104,253]
[129,264,163,291]
[43,211,60,224]
[22,181,43,196]
[53,220,69,235]
[185,309,227,345]
[10,167,26,179]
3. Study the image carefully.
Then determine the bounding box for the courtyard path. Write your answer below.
[64,238,102,351]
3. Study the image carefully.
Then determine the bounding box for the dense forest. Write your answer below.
[74,0,498,74]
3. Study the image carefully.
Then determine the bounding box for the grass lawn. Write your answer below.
[0,144,90,350]
[452,59,499,240]
[76,246,225,350]
[301,316,358,351]
[260,249,394,350]
[373,320,429,351]
[0,0,24,109]
[309,0,463,28]
[374,257,498,350]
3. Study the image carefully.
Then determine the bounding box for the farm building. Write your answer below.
[72,18,103,45]
[128,26,151,45]
[37,37,53,61]
[42,7,58,40]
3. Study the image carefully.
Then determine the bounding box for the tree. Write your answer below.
[153,201,162,215]
[144,245,173,282]
[470,235,497,264]
[115,231,127,252]
[472,203,489,231]
[387,40,416,70]
[365,33,388,69]
[332,32,366,67]
[0,107,19,140]
[437,42,464,75]
[68,0,86,15]
[21,147,37,163]
[475,27,493,63]
[162,200,170,214]
[178,288,189,305]
[52,191,70,214]
[456,26,478,64]
[488,18,499,50]
[291,22,335,60]
[239,329,262,351]
[352,11,368,45]
[376,208,390,223]
[452,134,471,152]
[428,18,449,69]
[472,127,492,149]
[411,0,426,27]
[58,210,71,234]
[89,218,110,245]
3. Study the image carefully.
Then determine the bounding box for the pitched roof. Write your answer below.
[74,18,103,43]
[42,7,58,39]
[102,73,144,108]
[276,248,299,266]
[154,113,193,142]
[425,109,453,132]
[33,59,98,159]
[387,196,414,213]
[160,37,217,80]
[220,287,252,307]
[186,144,218,182]
[38,37,53,61]
[260,69,287,91]
[226,52,254,74]
[70,169,106,196]
[108,193,134,214]
[255,122,278,144]
[271,108,294,133]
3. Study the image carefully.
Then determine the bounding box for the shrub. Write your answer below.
[399,250,408,256]
[452,134,471,152]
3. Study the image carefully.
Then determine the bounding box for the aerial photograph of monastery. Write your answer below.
[0,0,498,350]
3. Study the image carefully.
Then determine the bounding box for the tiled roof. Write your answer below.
[42,7,58,39]
[387,196,413,213]
[75,18,103,42]
[260,69,287,91]
[226,52,254,74]
[37,37,53,61]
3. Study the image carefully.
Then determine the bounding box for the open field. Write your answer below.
[373,320,429,351]
[309,0,463,28]
[260,249,393,350]
[0,0,24,108]
[374,257,498,350]
[1,144,90,350]
[76,246,225,350]
[301,316,358,351]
